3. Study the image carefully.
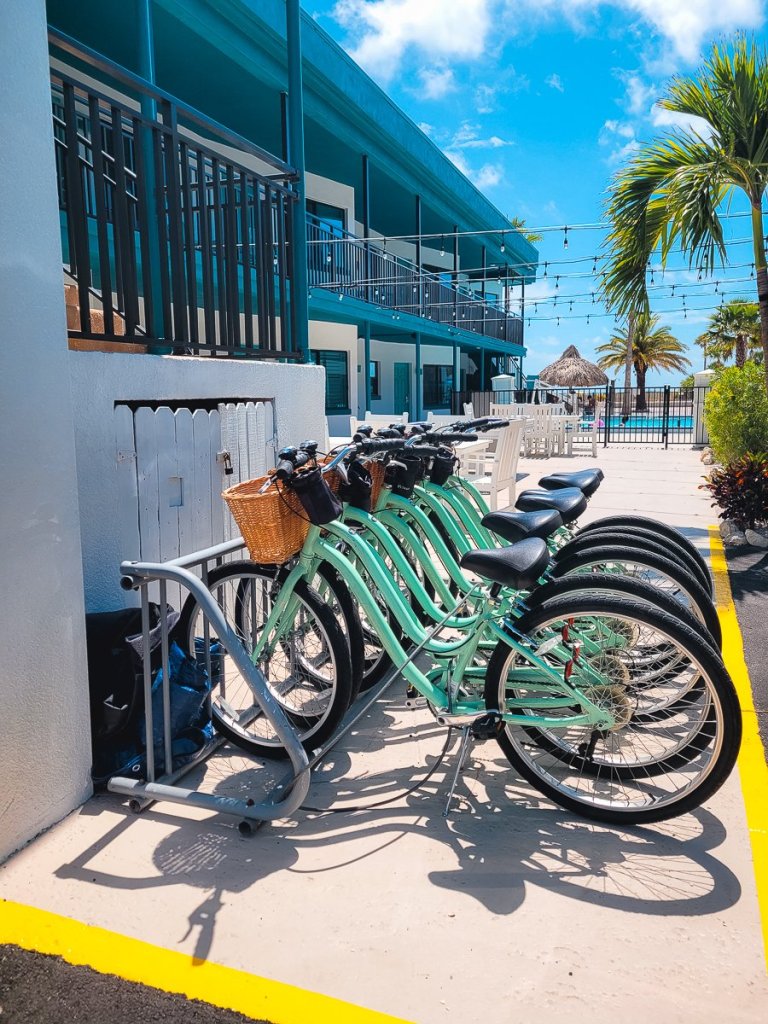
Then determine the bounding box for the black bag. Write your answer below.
[430,446,457,485]
[385,452,423,498]
[338,460,373,512]
[85,606,213,785]
[291,466,343,524]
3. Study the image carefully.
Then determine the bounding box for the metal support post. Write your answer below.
[415,332,422,420]
[364,321,371,413]
[286,0,309,361]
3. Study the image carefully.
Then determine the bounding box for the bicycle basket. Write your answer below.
[222,475,309,563]
[290,466,343,525]
[385,452,423,498]
[324,457,386,510]
[338,459,373,512]
[430,446,457,486]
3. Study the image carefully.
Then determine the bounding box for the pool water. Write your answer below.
[586,416,694,430]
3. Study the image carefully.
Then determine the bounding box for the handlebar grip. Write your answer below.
[357,438,407,454]
[376,428,402,438]
[407,445,443,458]
[423,431,478,443]
[275,459,295,481]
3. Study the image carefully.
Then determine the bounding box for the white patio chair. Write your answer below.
[464,418,524,511]
[463,402,475,418]
[566,402,604,457]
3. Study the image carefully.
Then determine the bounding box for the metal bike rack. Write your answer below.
[111,539,310,827]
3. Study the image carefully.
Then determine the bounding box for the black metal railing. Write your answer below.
[307,217,523,345]
[453,384,708,448]
[51,30,299,357]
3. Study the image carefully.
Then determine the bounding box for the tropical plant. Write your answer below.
[702,453,768,528]
[510,216,543,244]
[695,299,761,368]
[596,313,690,411]
[704,361,768,462]
[601,37,768,395]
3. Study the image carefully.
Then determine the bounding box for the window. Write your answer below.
[307,201,346,236]
[313,350,350,412]
[369,360,381,399]
[423,365,453,409]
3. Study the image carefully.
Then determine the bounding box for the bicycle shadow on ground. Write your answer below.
[54,699,742,964]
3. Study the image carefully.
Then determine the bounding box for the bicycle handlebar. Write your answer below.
[421,431,479,443]
[356,437,408,454]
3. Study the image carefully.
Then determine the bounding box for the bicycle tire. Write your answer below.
[176,562,352,757]
[551,544,722,649]
[525,571,722,652]
[483,594,741,824]
[579,515,713,595]
[557,529,711,596]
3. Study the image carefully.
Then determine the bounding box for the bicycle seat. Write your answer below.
[460,538,550,590]
[482,508,563,544]
[538,468,604,497]
[515,487,587,524]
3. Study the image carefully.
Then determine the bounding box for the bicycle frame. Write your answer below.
[235,514,617,733]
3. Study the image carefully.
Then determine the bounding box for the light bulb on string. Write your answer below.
[440,235,445,257]
[500,231,506,253]
[592,256,598,274]
[591,291,596,305]
[586,315,590,325]
[557,316,560,327]
[555,275,560,290]
[543,261,548,278]
[326,250,332,263]
[563,226,569,249]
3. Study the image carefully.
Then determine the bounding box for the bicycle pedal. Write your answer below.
[470,711,504,741]
[405,694,428,709]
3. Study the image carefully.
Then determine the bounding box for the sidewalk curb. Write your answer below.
[0,899,413,1024]
[709,526,768,972]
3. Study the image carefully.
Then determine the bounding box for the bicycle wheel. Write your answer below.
[561,528,711,596]
[552,544,722,649]
[579,516,713,595]
[524,571,722,652]
[484,595,740,824]
[176,562,352,757]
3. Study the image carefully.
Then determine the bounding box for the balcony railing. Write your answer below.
[307,216,523,345]
[51,30,299,357]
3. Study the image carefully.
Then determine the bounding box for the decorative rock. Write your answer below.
[720,519,749,546]
[745,527,768,548]
[701,450,716,466]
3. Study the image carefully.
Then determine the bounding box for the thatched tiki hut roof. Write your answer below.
[538,345,609,387]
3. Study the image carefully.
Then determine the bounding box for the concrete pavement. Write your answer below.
[1,445,766,1024]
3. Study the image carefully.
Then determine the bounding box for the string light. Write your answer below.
[500,231,506,253]
[440,235,445,257]
[563,226,569,249]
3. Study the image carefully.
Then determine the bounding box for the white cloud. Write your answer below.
[334,0,765,82]
[474,84,497,113]
[444,146,503,190]
[333,0,492,82]
[416,66,457,99]
[417,121,434,135]
[545,73,564,92]
[599,119,641,162]
[651,103,713,137]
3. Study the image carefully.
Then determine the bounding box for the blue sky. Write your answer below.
[309,0,768,382]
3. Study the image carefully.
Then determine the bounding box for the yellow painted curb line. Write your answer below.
[0,899,413,1024]
[709,527,768,972]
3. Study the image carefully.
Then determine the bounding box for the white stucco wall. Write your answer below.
[0,0,92,861]
[360,339,468,416]
[69,352,327,612]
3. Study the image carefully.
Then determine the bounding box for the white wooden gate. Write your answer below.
[114,400,275,607]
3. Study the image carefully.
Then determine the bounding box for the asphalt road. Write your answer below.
[725,545,768,760]
[0,946,271,1024]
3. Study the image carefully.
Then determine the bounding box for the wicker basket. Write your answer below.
[222,475,309,564]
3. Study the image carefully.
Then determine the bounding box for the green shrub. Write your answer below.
[701,453,768,528]
[704,361,768,463]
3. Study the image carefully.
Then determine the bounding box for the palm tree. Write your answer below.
[695,299,761,368]
[596,314,690,411]
[602,37,768,395]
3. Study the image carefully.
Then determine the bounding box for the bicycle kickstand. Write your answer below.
[443,726,475,818]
